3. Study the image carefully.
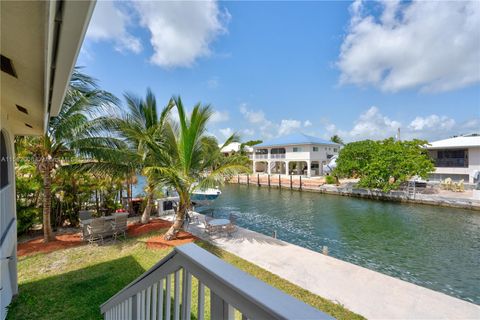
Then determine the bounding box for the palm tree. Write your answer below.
[26,69,119,242]
[330,135,344,145]
[146,97,250,240]
[114,89,174,224]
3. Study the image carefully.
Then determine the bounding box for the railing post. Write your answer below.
[211,292,234,320]
[131,295,137,320]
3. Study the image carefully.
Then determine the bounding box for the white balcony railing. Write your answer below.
[270,154,285,159]
[255,154,268,159]
[101,243,332,320]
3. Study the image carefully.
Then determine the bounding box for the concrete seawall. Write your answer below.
[164,213,480,319]
[231,175,480,211]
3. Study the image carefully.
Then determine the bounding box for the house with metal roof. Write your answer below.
[252,133,340,177]
[426,134,480,184]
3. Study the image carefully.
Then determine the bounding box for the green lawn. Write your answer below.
[7,230,363,320]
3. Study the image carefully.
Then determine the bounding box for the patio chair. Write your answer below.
[87,218,107,245]
[79,210,92,221]
[79,210,93,240]
[112,213,128,241]
[441,178,453,190]
[225,214,238,236]
[453,179,465,192]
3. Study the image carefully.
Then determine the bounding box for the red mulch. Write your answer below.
[146,231,198,250]
[17,219,185,257]
[17,233,83,257]
[127,219,172,237]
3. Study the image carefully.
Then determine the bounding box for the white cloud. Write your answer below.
[219,127,233,138]
[86,1,142,53]
[134,1,229,67]
[210,110,229,123]
[338,0,480,92]
[349,106,400,139]
[304,120,312,127]
[241,128,255,137]
[408,115,456,131]
[279,119,302,136]
[463,118,480,130]
[239,104,268,124]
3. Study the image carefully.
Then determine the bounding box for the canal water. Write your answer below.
[201,184,480,304]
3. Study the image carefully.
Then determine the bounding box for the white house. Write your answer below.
[252,133,340,177]
[0,1,94,318]
[426,134,480,184]
[220,142,254,158]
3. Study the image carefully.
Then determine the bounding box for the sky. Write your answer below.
[78,0,480,143]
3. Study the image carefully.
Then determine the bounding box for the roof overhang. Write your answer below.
[1,0,95,135]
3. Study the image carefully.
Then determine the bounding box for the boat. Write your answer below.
[159,186,222,208]
[323,155,338,174]
[191,187,222,206]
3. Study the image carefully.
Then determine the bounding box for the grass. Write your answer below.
[7,229,364,320]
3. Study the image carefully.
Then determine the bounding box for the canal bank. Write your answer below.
[231,174,480,210]
[163,212,480,319]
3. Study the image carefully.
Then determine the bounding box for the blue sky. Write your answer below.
[78,0,480,143]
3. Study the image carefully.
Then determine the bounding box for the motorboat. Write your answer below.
[191,187,222,206]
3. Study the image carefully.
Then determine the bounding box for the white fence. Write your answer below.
[101,243,332,320]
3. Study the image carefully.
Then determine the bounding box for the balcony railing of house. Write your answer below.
[255,154,268,159]
[100,243,332,320]
[435,158,468,168]
[270,154,286,159]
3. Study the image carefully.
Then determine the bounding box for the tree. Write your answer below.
[334,140,378,178]
[146,97,250,240]
[25,70,119,242]
[334,138,434,192]
[114,89,174,224]
[330,135,344,145]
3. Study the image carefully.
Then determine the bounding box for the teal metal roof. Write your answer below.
[255,133,339,148]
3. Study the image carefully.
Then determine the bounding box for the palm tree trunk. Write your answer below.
[164,195,189,240]
[42,170,55,242]
[141,183,155,224]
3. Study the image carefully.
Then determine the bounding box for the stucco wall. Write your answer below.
[0,117,18,320]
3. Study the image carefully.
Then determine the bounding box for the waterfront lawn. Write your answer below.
[7,231,363,320]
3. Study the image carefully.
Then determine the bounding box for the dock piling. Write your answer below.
[279,174,281,188]
[322,246,329,255]
[273,230,277,239]
[257,174,260,186]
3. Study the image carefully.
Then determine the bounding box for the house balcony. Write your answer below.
[101,243,331,320]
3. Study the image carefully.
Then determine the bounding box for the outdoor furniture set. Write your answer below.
[203,214,238,236]
[79,211,129,245]
[440,178,465,192]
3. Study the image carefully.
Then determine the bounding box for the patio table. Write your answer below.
[208,218,230,227]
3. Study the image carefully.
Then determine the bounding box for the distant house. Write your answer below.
[252,133,340,176]
[220,142,253,158]
[426,134,480,184]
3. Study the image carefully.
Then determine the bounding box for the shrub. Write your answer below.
[325,175,336,184]
[17,205,40,235]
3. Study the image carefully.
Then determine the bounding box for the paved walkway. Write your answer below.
[164,213,480,319]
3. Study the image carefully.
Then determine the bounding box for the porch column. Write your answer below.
[267,160,272,175]
[285,161,290,175]
[320,161,324,176]
[253,161,256,174]
[307,160,311,177]
[267,148,271,160]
